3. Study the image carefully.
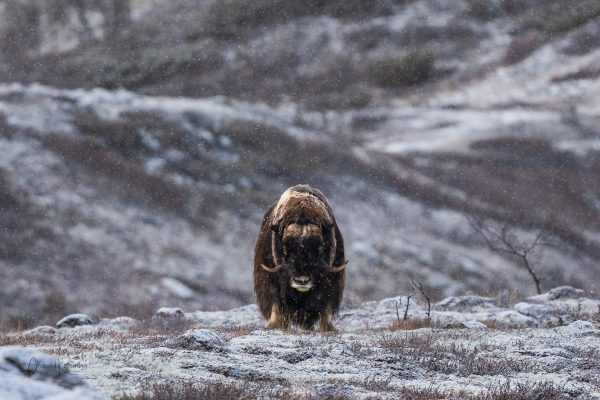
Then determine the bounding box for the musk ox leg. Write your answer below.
[266,304,289,330]
[317,310,336,332]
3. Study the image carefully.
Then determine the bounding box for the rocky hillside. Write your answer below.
[0,0,600,331]
[1,286,599,399]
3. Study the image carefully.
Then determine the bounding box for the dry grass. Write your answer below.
[117,381,250,400]
[115,380,349,400]
[114,375,566,400]
[401,381,564,400]
[390,318,441,330]
[127,317,195,337]
[0,332,57,347]
[213,325,261,341]
[377,332,533,377]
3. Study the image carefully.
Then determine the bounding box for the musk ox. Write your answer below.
[253,184,347,331]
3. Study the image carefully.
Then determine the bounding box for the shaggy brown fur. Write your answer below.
[253,185,346,331]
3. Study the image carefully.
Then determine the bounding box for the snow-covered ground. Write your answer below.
[1,286,599,399]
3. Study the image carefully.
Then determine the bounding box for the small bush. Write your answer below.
[369,51,435,87]
[523,0,600,34]
[72,108,146,157]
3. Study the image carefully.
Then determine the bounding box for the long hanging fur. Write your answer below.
[253,184,346,330]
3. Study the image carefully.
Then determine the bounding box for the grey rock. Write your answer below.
[528,286,585,302]
[162,329,224,351]
[56,314,94,328]
[0,346,86,389]
[155,307,185,318]
[435,295,496,311]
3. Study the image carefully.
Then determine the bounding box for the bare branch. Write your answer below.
[410,277,431,321]
[396,292,415,325]
[468,215,543,294]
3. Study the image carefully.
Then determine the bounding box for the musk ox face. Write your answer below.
[254,184,347,331]
[279,223,327,293]
[262,221,347,293]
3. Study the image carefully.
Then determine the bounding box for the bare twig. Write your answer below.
[402,292,415,324]
[410,277,432,321]
[468,216,545,294]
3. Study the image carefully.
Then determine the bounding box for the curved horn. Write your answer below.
[326,260,348,273]
[261,264,283,273]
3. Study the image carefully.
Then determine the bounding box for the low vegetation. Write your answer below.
[42,39,223,92]
[523,0,600,34]
[465,0,503,21]
[369,51,435,88]
[202,0,395,39]
[115,379,565,400]
[401,381,564,400]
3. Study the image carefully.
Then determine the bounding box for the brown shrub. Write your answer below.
[390,318,440,330]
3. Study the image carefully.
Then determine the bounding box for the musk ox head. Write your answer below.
[260,187,347,292]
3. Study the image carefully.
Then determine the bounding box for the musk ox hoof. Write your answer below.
[317,323,337,332]
[265,320,289,330]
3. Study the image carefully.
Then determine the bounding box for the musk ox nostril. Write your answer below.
[294,276,311,286]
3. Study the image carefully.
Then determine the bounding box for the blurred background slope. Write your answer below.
[0,0,599,330]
